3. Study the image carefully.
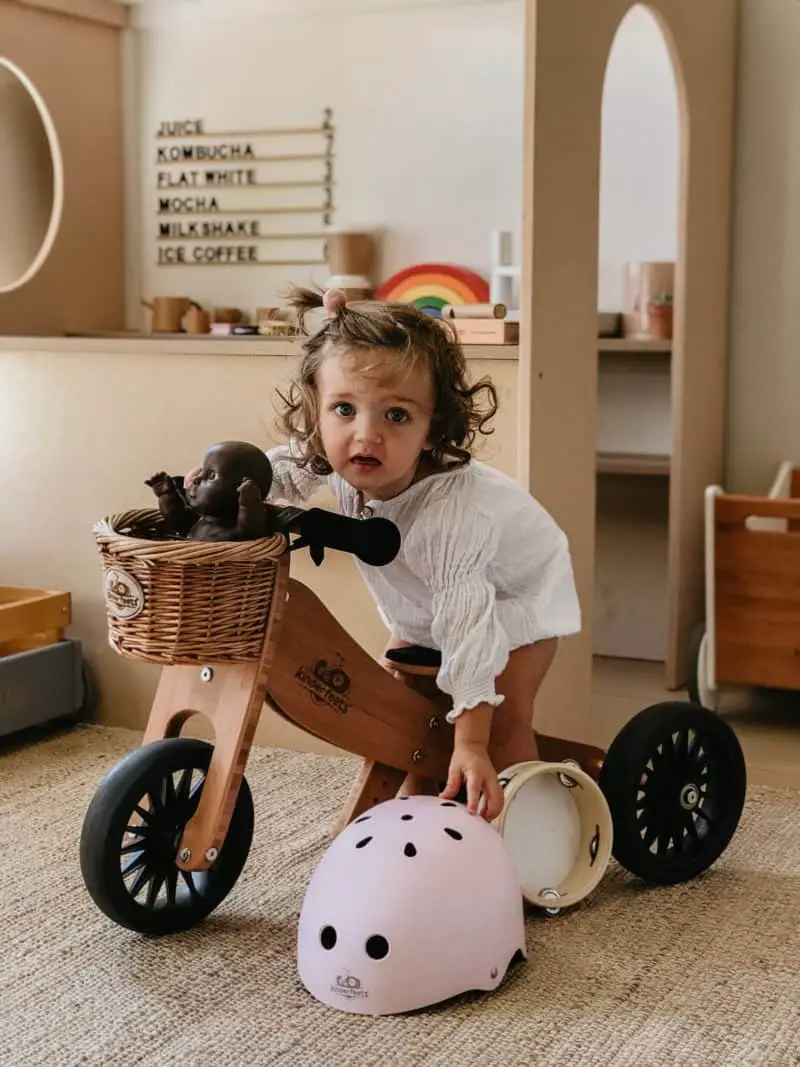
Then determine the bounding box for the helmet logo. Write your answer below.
[332,972,368,1001]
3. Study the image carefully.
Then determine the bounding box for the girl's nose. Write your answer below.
[354,413,383,446]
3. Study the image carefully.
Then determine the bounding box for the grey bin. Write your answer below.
[0,638,87,738]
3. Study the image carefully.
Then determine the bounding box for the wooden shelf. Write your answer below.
[596,452,671,476]
[597,338,672,354]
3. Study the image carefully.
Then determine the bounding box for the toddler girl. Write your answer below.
[203,287,580,820]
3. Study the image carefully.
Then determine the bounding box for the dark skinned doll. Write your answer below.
[146,441,274,542]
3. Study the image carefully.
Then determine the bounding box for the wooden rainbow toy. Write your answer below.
[374,263,490,317]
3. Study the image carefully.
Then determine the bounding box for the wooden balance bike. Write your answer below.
[80,505,748,937]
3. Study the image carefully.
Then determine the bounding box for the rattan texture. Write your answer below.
[93,509,288,664]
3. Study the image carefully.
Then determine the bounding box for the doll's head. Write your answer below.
[275,287,498,479]
[186,441,273,517]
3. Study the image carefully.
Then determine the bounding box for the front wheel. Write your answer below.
[80,738,254,936]
[599,701,746,885]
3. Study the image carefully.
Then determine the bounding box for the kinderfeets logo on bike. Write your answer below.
[295,654,352,714]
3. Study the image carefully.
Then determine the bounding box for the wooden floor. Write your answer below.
[593,656,800,789]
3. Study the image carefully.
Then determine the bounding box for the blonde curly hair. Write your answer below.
[275,286,498,475]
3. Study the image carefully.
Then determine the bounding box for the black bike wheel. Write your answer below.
[79,738,254,936]
[599,701,746,885]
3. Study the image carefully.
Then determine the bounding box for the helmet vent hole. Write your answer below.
[441,801,457,807]
[403,842,417,857]
[444,828,463,841]
[354,815,371,823]
[366,935,390,960]
[401,814,413,821]
[355,836,373,849]
[320,925,337,950]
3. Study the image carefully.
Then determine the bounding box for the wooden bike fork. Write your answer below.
[141,555,291,873]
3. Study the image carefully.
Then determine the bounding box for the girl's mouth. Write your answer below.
[350,455,381,470]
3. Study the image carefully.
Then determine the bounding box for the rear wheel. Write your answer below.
[599,701,746,885]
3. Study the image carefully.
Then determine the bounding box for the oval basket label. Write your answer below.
[103,567,145,621]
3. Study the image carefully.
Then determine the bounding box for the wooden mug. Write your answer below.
[142,297,200,333]
[184,305,210,334]
[212,307,242,324]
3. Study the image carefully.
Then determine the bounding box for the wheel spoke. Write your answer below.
[163,772,178,809]
[145,872,165,910]
[124,823,151,838]
[695,806,716,831]
[121,852,148,877]
[121,841,147,856]
[682,810,700,840]
[640,821,659,851]
[128,865,153,900]
[133,804,153,824]
[147,786,166,817]
[165,866,180,907]
[180,869,202,901]
[176,768,193,806]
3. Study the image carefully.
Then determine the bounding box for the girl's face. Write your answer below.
[316,349,435,500]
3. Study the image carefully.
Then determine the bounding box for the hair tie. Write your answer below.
[322,288,347,312]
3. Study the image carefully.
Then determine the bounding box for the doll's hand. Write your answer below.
[440,741,504,821]
[237,478,262,508]
[145,471,176,497]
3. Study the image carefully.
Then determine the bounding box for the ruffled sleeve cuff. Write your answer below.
[446,688,505,724]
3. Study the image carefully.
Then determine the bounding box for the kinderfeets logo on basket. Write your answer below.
[295,654,352,714]
[103,567,145,621]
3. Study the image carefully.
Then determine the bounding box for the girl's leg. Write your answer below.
[380,636,439,798]
[380,635,560,795]
[486,638,559,772]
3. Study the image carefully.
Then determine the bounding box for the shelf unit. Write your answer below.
[595,451,670,476]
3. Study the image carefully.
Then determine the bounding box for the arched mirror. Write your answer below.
[0,58,64,293]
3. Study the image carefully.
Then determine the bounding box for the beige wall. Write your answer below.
[0,340,517,751]
[726,0,800,493]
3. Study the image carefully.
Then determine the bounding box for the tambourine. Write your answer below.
[493,760,613,913]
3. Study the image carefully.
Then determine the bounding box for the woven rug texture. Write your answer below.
[0,725,798,1067]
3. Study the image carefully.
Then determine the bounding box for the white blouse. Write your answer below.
[266,443,581,722]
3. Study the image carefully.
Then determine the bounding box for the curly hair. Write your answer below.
[275,286,498,475]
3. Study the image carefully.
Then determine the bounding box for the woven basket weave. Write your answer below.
[93,509,288,665]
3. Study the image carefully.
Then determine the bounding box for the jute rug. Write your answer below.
[1,725,798,1067]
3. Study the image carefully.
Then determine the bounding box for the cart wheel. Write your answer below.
[598,701,746,885]
[687,625,711,708]
[80,738,254,936]
[686,626,754,714]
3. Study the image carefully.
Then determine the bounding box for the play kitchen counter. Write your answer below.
[0,335,520,360]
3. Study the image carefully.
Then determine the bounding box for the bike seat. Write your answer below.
[383,645,442,669]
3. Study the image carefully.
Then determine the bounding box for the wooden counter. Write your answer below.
[0,335,521,360]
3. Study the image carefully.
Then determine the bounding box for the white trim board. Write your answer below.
[128,0,517,29]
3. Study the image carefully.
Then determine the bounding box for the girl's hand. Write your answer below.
[184,467,202,491]
[440,741,505,821]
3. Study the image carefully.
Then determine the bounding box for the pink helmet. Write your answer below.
[297,796,527,1015]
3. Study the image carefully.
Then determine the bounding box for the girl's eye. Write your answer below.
[333,402,355,417]
[386,408,410,424]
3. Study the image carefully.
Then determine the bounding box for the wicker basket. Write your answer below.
[93,509,288,665]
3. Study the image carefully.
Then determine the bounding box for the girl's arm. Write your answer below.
[265,441,329,504]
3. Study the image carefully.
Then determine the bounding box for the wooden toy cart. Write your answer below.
[0,585,94,738]
[690,461,800,710]
[79,507,747,937]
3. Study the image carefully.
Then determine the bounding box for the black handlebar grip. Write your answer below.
[274,506,401,566]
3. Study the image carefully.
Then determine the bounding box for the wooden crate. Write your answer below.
[0,586,72,658]
[713,490,800,691]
